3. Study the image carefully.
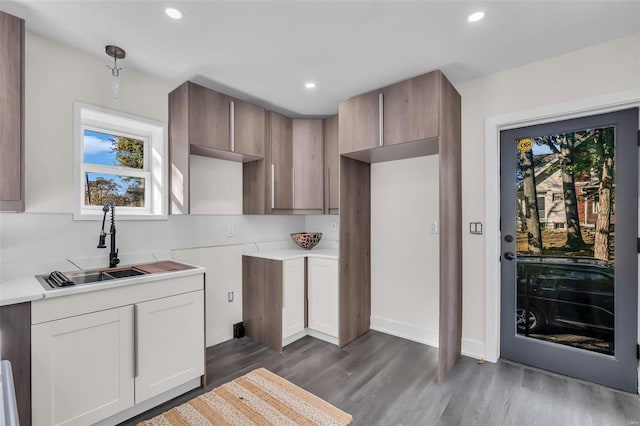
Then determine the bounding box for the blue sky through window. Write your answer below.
[83,129,119,166]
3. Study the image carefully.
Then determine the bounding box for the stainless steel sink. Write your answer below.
[37,267,148,290]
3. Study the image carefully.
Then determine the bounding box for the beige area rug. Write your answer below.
[139,368,353,425]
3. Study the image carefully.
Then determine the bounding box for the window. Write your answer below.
[554,223,565,229]
[552,193,563,202]
[537,196,546,219]
[593,201,599,214]
[74,103,167,220]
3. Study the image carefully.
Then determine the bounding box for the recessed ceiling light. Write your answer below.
[165,7,184,20]
[468,11,485,22]
[305,82,316,89]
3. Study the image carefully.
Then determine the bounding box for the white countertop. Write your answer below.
[242,240,338,261]
[0,261,206,307]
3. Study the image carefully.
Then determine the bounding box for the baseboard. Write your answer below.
[283,329,307,347]
[306,328,339,345]
[370,316,438,347]
[461,338,485,360]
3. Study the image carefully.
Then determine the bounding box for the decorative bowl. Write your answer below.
[290,232,323,250]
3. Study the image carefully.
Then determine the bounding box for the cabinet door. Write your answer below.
[382,72,439,146]
[32,306,134,426]
[282,258,305,339]
[324,115,339,213]
[135,290,205,403]
[293,119,324,210]
[233,99,265,158]
[338,90,380,155]
[270,112,293,210]
[308,258,339,337]
[0,12,24,212]
[188,82,231,151]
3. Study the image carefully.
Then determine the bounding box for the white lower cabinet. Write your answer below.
[135,291,205,402]
[32,307,135,426]
[31,274,205,425]
[307,258,339,338]
[282,258,305,341]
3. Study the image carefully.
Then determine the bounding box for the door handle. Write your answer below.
[503,251,515,261]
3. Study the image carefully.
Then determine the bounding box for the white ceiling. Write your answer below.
[3,1,640,116]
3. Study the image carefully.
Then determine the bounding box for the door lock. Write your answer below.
[503,251,515,261]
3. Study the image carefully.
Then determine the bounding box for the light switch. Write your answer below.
[330,221,337,232]
[226,224,234,237]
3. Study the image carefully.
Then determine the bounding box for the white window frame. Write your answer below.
[73,102,168,220]
[592,200,600,213]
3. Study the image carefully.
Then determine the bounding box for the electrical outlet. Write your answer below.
[330,221,337,232]
[430,221,439,234]
[226,224,234,237]
[228,291,234,303]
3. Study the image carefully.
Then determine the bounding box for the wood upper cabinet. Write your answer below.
[269,111,294,210]
[188,82,232,151]
[338,90,380,155]
[169,81,267,214]
[324,115,339,214]
[0,12,25,212]
[382,71,439,146]
[234,99,266,158]
[293,119,324,210]
[338,70,449,161]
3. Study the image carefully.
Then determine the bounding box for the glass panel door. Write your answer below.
[500,109,638,393]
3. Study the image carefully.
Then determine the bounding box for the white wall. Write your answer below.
[172,245,242,347]
[370,156,440,346]
[457,33,640,355]
[189,156,242,215]
[24,32,175,213]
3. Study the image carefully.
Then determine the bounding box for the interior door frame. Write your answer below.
[482,90,640,378]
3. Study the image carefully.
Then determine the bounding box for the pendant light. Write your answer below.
[105,45,126,100]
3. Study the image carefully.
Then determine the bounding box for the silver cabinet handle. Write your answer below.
[133,304,139,378]
[271,164,275,209]
[230,101,235,152]
[327,167,330,212]
[292,167,296,209]
[378,92,384,147]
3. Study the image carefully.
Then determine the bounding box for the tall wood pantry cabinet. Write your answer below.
[0,11,25,212]
[338,69,462,383]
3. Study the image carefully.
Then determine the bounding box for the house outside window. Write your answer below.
[552,193,563,202]
[74,103,167,220]
[537,196,546,219]
[593,201,599,214]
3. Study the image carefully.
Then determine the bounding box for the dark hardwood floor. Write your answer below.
[122,331,640,425]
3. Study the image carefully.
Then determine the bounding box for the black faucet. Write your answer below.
[97,200,120,268]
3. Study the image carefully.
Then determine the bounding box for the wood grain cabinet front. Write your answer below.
[169,81,266,214]
[0,11,25,212]
[324,115,339,214]
[338,70,450,162]
[292,119,324,211]
[242,256,305,352]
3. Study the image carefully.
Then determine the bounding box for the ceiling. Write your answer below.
[3,1,639,116]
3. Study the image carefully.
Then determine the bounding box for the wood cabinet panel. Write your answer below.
[188,82,231,151]
[0,302,31,425]
[0,11,24,211]
[234,99,266,157]
[242,256,283,351]
[270,112,293,210]
[324,115,339,213]
[169,83,190,214]
[382,72,439,146]
[339,90,380,155]
[339,156,371,347]
[293,119,324,210]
